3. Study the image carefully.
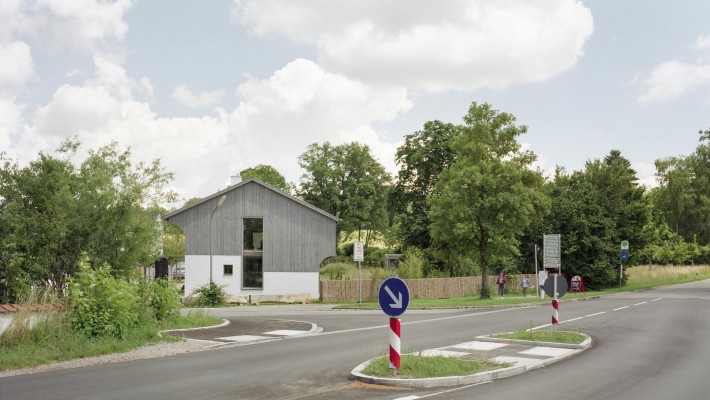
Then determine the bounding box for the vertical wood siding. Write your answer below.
[167,181,337,273]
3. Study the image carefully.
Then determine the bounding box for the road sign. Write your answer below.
[543,274,568,298]
[353,241,364,262]
[543,234,561,269]
[571,275,584,293]
[379,277,410,317]
[620,240,629,261]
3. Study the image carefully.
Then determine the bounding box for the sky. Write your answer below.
[2,0,709,206]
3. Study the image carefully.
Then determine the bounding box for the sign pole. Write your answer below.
[358,260,362,303]
[534,244,539,299]
[619,259,623,289]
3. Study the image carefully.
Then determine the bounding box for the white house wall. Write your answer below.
[184,255,318,299]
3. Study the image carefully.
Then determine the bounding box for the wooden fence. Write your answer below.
[319,275,535,303]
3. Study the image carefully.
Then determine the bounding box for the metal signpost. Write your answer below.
[543,274,568,332]
[378,276,410,375]
[353,242,364,303]
[620,240,629,288]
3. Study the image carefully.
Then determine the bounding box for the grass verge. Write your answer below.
[0,310,222,372]
[491,329,586,344]
[362,354,512,379]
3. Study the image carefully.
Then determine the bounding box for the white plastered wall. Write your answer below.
[184,255,319,299]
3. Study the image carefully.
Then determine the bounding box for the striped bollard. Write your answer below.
[552,299,559,331]
[389,317,401,372]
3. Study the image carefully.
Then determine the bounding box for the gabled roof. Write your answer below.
[163,178,339,222]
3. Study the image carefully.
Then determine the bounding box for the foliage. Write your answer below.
[522,151,649,289]
[148,279,181,322]
[390,120,460,248]
[240,164,290,192]
[190,281,229,307]
[297,141,391,239]
[397,248,425,279]
[320,263,349,280]
[653,129,710,245]
[67,259,139,338]
[0,140,176,303]
[428,102,549,298]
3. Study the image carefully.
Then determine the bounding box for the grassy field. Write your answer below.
[0,310,222,372]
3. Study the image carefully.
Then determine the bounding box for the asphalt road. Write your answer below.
[2,279,709,400]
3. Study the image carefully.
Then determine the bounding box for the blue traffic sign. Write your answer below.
[378,277,410,317]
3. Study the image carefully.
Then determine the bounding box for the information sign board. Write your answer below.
[353,241,364,262]
[543,234,561,269]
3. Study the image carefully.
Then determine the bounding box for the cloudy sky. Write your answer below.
[2,0,709,206]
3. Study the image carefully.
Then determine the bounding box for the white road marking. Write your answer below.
[613,306,629,311]
[650,298,663,302]
[451,341,508,351]
[633,302,648,306]
[263,330,309,336]
[585,312,607,318]
[216,335,271,343]
[519,346,575,357]
[417,349,469,358]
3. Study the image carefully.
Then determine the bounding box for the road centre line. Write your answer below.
[584,312,607,318]
[633,302,648,306]
[650,298,663,302]
[613,306,629,311]
[314,307,523,337]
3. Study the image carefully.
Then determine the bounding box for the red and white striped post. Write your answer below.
[389,317,401,373]
[551,299,559,331]
[552,273,559,332]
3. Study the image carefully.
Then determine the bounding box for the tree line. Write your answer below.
[1,102,708,301]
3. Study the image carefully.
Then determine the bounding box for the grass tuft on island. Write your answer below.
[362,354,512,379]
[491,329,586,344]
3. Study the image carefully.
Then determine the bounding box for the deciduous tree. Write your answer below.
[428,103,549,298]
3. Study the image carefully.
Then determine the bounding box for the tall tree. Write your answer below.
[0,140,175,302]
[239,164,290,192]
[391,121,460,248]
[654,128,710,245]
[297,142,392,240]
[428,102,549,298]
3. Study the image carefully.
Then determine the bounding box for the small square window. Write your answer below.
[223,264,233,276]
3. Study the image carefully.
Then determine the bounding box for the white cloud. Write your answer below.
[232,0,594,91]
[171,85,226,109]
[636,60,710,103]
[696,35,710,49]
[231,59,412,183]
[0,41,34,93]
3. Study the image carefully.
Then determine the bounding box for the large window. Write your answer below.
[243,218,263,289]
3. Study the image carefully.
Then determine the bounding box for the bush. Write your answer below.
[321,263,349,280]
[398,248,425,279]
[190,281,228,307]
[149,279,181,322]
[67,258,138,338]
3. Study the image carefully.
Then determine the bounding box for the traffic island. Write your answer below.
[350,332,592,389]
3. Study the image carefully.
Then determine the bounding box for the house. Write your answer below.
[164,177,338,300]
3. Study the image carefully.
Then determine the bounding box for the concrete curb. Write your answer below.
[350,332,592,388]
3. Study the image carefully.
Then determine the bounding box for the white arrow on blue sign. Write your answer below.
[378,277,410,317]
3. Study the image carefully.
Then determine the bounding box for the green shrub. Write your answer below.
[364,247,387,268]
[398,248,425,279]
[191,281,228,307]
[149,279,181,322]
[321,263,348,280]
[67,258,138,338]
